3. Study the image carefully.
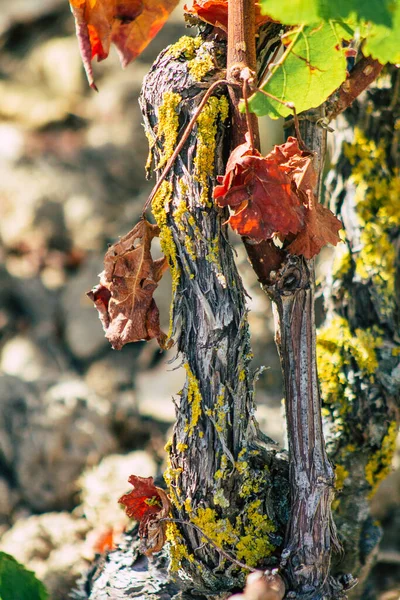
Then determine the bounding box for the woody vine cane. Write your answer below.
[225,0,339,597]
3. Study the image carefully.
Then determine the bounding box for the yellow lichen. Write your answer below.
[332,247,352,279]
[168,35,202,60]
[183,363,202,435]
[173,186,198,263]
[191,507,237,548]
[317,316,383,422]
[365,421,398,498]
[213,488,230,508]
[157,91,181,168]
[188,51,215,81]
[334,464,349,490]
[184,497,192,514]
[166,522,195,572]
[164,453,183,509]
[176,442,188,453]
[152,181,179,340]
[235,500,276,567]
[195,95,229,206]
[343,129,400,320]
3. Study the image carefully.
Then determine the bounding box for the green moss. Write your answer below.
[195,96,229,206]
[157,91,181,169]
[365,421,398,498]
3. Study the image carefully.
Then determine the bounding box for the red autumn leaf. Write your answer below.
[69,0,179,89]
[287,190,342,259]
[87,218,168,350]
[268,136,318,194]
[119,475,171,556]
[185,0,272,32]
[214,137,305,240]
[215,135,342,258]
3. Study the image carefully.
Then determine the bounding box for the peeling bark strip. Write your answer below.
[260,114,343,599]
[140,36,289,594]
[266,257,337,598]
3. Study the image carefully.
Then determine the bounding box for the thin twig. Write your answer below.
[160,517,257,572]
[242,77,256,151]
[253,86,306,149]
[142,79,237,214]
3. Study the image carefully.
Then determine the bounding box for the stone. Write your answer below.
[0,512,91,600]
[61,256,110,360]
[0,374,116,511]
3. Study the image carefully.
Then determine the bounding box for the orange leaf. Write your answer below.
[287,190,342,259]
[69,0,179,88]
[214,137,305,240]
[87,218,168,350]
[185,0,272,31]
[119,475,171,556]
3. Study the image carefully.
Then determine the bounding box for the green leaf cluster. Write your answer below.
[0,552,48,600]
[250,0,400,119]
[249,21,351,119]
[260,0,395,28]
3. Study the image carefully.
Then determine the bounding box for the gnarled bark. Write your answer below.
[320,71,400,597]
[139,33,289,595]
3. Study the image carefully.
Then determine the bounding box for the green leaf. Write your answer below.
[260,0,394,28]
[0,552,48,600]
[362,2,400,64]
[248,22,351,119]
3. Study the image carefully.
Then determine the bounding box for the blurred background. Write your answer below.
[0,1,398,598]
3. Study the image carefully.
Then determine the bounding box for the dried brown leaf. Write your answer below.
[87,218,168,350]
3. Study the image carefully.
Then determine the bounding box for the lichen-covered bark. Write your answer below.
[139,35,289,596]
[319,71,400,597]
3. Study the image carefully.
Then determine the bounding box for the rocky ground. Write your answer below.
[0,2,398,599]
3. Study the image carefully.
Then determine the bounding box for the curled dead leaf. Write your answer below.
[214,135,342,258]
[69,0,179,88]
[214,136,305,240]
[185,0,272,31]
[287,190,342,259]
[119,475,171,556]
[87,218,168,350]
